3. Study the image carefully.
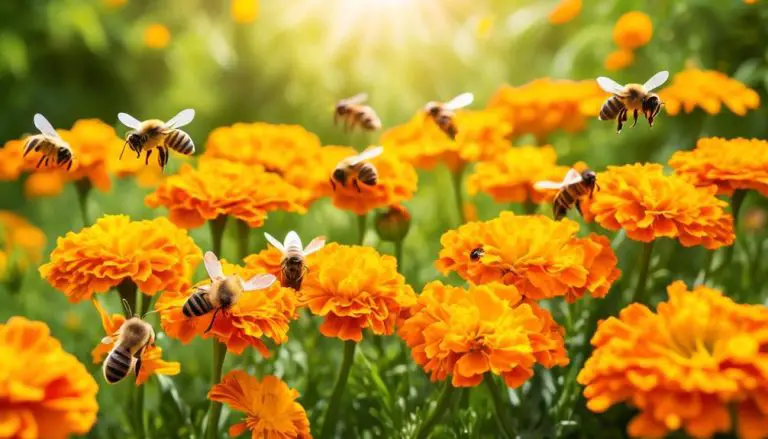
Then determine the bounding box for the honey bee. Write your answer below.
[334,93,382,132]
[470,247,485,261]
[535,168,599,221]
[264,231,326,290]
[424,92,474,140]
[330,146,384,192]
[101,300,155,384]
[597,71,669,133]
[182,251,276,332]
[117,108,196,169]
[23,114,74,171]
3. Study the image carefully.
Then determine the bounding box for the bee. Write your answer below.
[117,108,196,169]
[597,71,669,133]
[23,113,74,171]
[264,231,326,290]
[469,247,485,261]
[424,92,474,140]
[330,146,384,192]
[101,300,155,384]
[182,251,277,332]
[535,168,599,221]
[334,93,382,132]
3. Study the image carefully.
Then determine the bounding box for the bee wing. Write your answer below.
[534,180,566,190]
[348,146,384,165]
[303,236,326,256]
[642,70,670,92]
[343,93,368,105]
[241,274,277,291]
[596,77,625,95]
[284,231,302,252]
[165,108,195,129]
[34,113,60,138]
[118,112,142,130]
[562,168,584,186]
[534,169,583,190]
[264,232,286,253]
[101,335,116,344]
[203,251,224,281]
[443,92,474,110]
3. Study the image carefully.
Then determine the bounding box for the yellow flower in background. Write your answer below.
[0,317,99,439]
[604,49,634,71]
[579,281,768,439]
[612,11,653,50]
[0,211,46,272]
[659,68,760,116]
[475,15,494,39]
[231,0,259,24]
[548,0,582,25]
[144,23,171,49]
[0,250,6,280]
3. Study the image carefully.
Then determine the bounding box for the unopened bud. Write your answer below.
[375,204,411,242]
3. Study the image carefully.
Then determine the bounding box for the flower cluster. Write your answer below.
[659,68,760,116]
[548,0,582,25]
[578,281,768,439]
[581,163,735,249]
[0,211,46,273]
[40,215,201,302]
[437,212,620,302]
[612,11,653,50]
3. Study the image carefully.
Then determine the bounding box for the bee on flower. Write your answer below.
[330,146,383,192]
[264,231,325,290]
[535,167,599,220]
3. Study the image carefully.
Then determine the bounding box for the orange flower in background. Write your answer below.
[103,0,127,8]
[0,211,46,272]
[0,139,25,180]
[208,370,311,438]
[669,137,768,197]
[578,281,768,439]
[156,260,298,355]
[24,171,67,198]
[40,215,201,302]
[231,0,259,23]
[604,49,634,71]
[612,11,653,50]
[436,212,621,302]
[0,317,98,438]
[399,281,568,388]
[91,300,180,385]
[548,0,582,24]
[144,23,171,49]
[0,251,6,279]
[659,68,760,116]
[582,163,735,249]
[302,243,416,342]
[145,158,306,229]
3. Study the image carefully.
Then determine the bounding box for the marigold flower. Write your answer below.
[144,23,171,49]
[0,317,98,438]
[548,0,582,24]
[0,139,25,180]
[231,0,259,23]
[145,158,306,229]
[604,49,634,71]
[659,68,760,116]
[399,281,568,387]
[40,214,201,302]
[24,171,67,198]
[0,251,6,280]
[578,281,768,439]
[436,212,620,302]
[208,370,311,438]
[581,163,735,249]
[375,204,412,242]
[301,243,416,342]
[156,260,298,355]
[91,300,180,385]
[0,211,46,272]
[612,11,653,50]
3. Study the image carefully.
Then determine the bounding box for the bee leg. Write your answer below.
[67,160,73,171]
[44,156,50,167]
[553,203,567,221]
[204,308,221,333]
[329,178,336,191]
[576,200,583,217]
[616,109,625,133]
[353,179,361,193]
[632,109,639,127]
[145,149,152,165]
[36,155,45,168]
[133,345,146,377]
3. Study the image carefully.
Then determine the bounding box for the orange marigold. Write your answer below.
[39,215,201,302]
[302,243,416,342]
[144,23,171,49]
[0,139,25,181]
[548,0,582,24]
[436,212,620,302]
[0,317,98,438]
[24,171,67,198]
[612,11,653,50]
[578,281,768,439]
[604,49,634,71]
[208,370,311,438]
[145,158,306,229]
[0,211,46,272]
[659,68,760,116]
[581,163,735,249]
[231,0,259,23]
[399,281,568,387]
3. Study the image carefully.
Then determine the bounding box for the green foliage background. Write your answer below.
[1,0,768,438]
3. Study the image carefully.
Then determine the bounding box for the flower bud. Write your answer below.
[375,204,411,242]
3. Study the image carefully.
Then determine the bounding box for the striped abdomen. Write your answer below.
[599,96,625,121]
[553,182,593,220]
[164,130,195,155]
[23,136,55,157]
[357,163,379,186]
[104,345,134,384]
[183,291,214,318]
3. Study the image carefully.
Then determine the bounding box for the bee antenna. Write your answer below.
[141,309,160,319]
[121,298,134,317]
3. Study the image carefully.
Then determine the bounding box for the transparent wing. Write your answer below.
[303,236,326,256]
[118,112,142,129]
[196,285,211,292]
[562,168,584,186]
[534,180,566,190]
[241,274,277,292]
[101,336,115,344]
[596,77,625,94]
[342,93,368,105]
[165,109,195,129]
[643,70,670,92]
[284,231,302,251]
[444,92,474,110]
[349,146,384,165]
[203,251,224,280]
[34,113,60,138]
[264,232,285,253]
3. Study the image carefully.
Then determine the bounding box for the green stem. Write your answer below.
[205,340,228,439]
[632,241,655,304]
[523,200,536,215]
[413,382,456,439]
[484,376,514,439]
[320,340,357,439]
[723,190,748,268]
[74,179,92,227]
[236,219,250,261]
[451,165,466,225]
[702,249,715,284]
[394,239,404,274]
[357,213,367,245]
[134,288,146,437]
[209,216,229,256]
[116,280,138,316]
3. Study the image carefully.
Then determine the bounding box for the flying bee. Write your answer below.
[330,146,384,192]
[597,71,669,133]
[117,108,196,169]
[101,300,155,384]
[535,168,599,221]
[264,231,326,290]
[23,113,74,171]
[469,247,485,261]
[334,93,382,132]
[182,251,276,333]
[424,92,474,140]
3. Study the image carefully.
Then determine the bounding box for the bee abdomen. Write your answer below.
[165,130,195,155]
[358,164,378,186]
[24,137,41,155]
[599,96,625,121]
[104,345,133,384]
[183,292,213,318]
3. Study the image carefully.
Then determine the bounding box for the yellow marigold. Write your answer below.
[231,0,259,23]
[436,212,621,302]
[302,243,416,342]
[604,49,634,71]
[578,281,768,439]
[548,0,582,24]
[156,259,298,355]
[208,370,311,438]
[0,317,98,438]
[144,23,170,49]
[91,300,180,385]
[0,211,46,271]
[39,214,201,302]
[581,163,735,249]
[328,147,418,216]
[612,11,653,50]
[145,158,306,229]
[659,68,760,116]
[399,281,568,387]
